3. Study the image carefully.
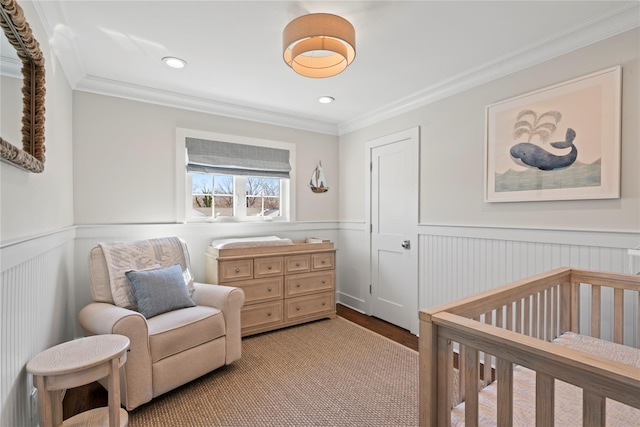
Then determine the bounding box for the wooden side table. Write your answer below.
[26,334,130,427]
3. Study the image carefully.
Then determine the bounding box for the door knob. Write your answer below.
[401,240,411,249]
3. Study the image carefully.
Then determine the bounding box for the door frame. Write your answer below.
[364,126,420,334]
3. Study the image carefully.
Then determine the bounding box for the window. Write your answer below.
[191,174,285,219]
[178,130,295,222]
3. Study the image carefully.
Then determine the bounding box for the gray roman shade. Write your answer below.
[186,137,291,178]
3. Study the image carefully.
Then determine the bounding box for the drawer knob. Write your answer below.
[267,312,272,317]
[235,268,240,273]
[267,266,272,270]
[296,283,301,288]
[296,263,300,267]
[321,280,326,284]
[321,260,326,264]
[267,287,272,292]
[322,302,326,306]
[296,306,300,311]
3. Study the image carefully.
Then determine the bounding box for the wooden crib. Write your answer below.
[419,267,640,426]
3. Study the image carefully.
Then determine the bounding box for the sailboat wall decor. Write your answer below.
[309,161,329,193]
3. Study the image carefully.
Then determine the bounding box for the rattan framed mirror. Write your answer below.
[0,0,45,173]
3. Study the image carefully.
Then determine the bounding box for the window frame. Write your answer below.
[176,128,296,223]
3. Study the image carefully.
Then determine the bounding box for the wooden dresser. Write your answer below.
[205,240,336,336]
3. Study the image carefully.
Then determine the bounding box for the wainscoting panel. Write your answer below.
[0,229,75,427]
[419,227,639,346]
[336,223,368,312]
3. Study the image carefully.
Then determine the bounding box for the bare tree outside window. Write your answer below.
[191,173,282,219]
[192,174,213,217]
[213,175,234,217]
[246,177,280,216]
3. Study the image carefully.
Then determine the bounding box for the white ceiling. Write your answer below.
[31,1,639,135]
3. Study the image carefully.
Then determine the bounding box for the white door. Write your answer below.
[368,127,419,334]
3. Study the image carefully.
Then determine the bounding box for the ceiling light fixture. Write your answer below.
[318,96,335,104]
[283,13,356,78]
[162,56,187,69]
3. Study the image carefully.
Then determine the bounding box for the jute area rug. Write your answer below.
[128,317,418,426]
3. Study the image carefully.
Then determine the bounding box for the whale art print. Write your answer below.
[484,66,621,202]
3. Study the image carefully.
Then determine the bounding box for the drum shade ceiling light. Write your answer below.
[283,13,356,78]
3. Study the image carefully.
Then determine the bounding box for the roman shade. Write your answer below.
[186,138,291,178]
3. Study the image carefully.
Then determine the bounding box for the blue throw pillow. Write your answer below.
[125,264,195,318]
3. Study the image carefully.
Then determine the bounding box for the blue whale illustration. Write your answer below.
[509,128,577,171]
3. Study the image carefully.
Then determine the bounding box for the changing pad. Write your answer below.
[210,236,293,249]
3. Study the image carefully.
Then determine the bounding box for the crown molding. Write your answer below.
[338,2,640,135]
[32,0,86,87]
[75,75,339,135]
[31,1,639,137]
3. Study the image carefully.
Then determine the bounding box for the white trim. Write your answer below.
[418,224,639,249]
[34,2,638,137]
[76,77,338,135]
[0,227,76,272]
[338,3,639,135]
[175,128,297,224]
[74,221,339,240]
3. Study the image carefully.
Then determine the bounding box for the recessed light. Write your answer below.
[162,56,187,69]
[318,96,335,104]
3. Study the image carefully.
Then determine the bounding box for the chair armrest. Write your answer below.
[77,302,153,410]
[192,283,245,363]
[192,282,245,310]
[78,302,145,335]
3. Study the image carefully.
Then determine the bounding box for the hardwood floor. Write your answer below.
[336,303,418,351]
[63,303,418,419]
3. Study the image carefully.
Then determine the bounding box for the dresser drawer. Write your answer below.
[285,254,310,274]
[254,256,284,278]
[285,271,334,297]
[285,292,334,321]
[311,252,334,270]
[219,259,253,282]
[232,277,283,304]
[241,301,283,329]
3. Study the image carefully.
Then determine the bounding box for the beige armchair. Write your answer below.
[78,237,244,410]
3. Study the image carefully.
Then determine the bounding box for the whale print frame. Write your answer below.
[485,66,621,203]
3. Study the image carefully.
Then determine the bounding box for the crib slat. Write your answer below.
[614,288,624,344]
[532,294,538,338]
[560,282,571,333]
[464,347,479,427]
[437,336,453,427]
[459,345,466,404]
[570,281,580,333]
[551,286,557,339]
[591,285,601,338]
[583,390,605,427]
[516,298,522,333]
[546,288,552,341]
[483,313,492,386]
[536,373,554,427]
[506,302,513,331]
[496,358,513,427]
[524,295,531,336]
[538,291,545,340]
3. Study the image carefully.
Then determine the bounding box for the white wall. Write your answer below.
[72,92,339,224]
[336,28,640,324]
[1,7,639,425]
[1,5,74,242]
[339,28,640,232]
[0,2,75,426]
